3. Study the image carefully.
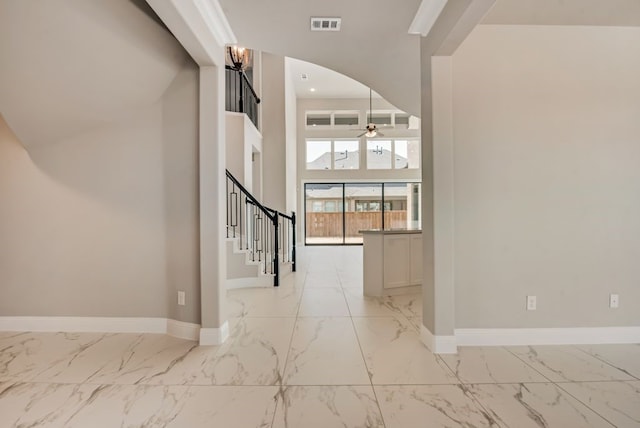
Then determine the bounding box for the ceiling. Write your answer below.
[483,0,640,26]
[219,0,422,116]
[287,57,381,100]
[219,0,640,117]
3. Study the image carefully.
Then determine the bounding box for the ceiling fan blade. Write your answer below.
[377,131,385,137]
[356,131,367,138]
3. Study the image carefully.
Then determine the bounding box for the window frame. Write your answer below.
[365,138,420,170]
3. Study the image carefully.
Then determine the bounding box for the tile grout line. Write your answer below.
[338,269,388,428]
[270,270,307,427]
[502,346,556,383]
[434,350,506,427]
[502,346,618,428]
[574,345,640,381]
[552,381,618,428]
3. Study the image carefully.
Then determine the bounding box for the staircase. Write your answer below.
[225,170,296,288]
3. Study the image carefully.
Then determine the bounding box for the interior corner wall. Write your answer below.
[0,108,169,318]
[260,53,287,212]
[451,25,640,328]
[284,57,298,215]
[163,59,201,324]
[0,59,201,323]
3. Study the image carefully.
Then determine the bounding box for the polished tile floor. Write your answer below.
[1,246,639,427]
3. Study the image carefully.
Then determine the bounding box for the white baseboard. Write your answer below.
[166,319,201,341]
[0,316,201,342]
[0,316,167,334]
[226,276,273,289]
[455,327,640,347]
[420,325,458,354]
[199,321,229,346]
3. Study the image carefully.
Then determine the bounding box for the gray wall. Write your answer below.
[163,63,201,324]
[451,25,640,328]
[0,0,201,324]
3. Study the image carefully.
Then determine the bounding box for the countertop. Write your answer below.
[359,229,422,235]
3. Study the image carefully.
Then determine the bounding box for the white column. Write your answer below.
[432,55,456,351]
[199,65,229,345]
[420,45,457,354]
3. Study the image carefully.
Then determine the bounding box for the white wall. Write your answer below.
[225,112,262,192]
[284,58,298,215]
[261,53,287,212]
[451,25,640,328]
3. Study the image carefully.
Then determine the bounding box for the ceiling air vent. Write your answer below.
[310,17,341,32]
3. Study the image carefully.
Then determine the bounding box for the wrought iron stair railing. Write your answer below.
[225,65,260,129]
[226,169,296,286]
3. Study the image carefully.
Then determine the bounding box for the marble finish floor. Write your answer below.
[1,246,639,427]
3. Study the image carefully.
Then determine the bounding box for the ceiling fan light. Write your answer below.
[365,130,377,138]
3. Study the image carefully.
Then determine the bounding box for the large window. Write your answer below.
[305,182,421,245]
[306,140,332,170]
[306,139,359,170]
[307,138,420,171]
[367,139,419,170]
[366,140,392,169]
[334,140,359,169]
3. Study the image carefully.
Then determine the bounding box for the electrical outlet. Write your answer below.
[609,293,619,309]
[178,291,186,306]
[526,295,537,311]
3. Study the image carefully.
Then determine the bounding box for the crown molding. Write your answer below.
[193,0,237,47]
[146,0,236,66]
[409,0,448,37]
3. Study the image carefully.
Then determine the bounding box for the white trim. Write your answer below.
[455,327,640,347]
[194,0,237,47]
[199,321,230,346]
[146,0,235,66]
[409,0,448,36]
[166,319,201,341]
[420,325,458,354]
[227,277,273,289]
[0,317,203,341]
[0,316,166,334]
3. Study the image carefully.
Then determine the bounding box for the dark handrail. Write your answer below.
[225,66,261,103]
[226,170,274,222]
[261,205,294,221]
[225,66,260,129]
[226,169,296,284]
[247,201,297,273]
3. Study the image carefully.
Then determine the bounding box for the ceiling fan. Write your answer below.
[357,88,390,138]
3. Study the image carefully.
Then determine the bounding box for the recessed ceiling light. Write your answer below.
[310,88,316,92]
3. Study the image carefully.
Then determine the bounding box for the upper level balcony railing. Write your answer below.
[225,65,260,129]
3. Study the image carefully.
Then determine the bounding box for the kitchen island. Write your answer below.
[361,229,422,297]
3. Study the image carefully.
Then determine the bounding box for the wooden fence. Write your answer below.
[306,211,407,238]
